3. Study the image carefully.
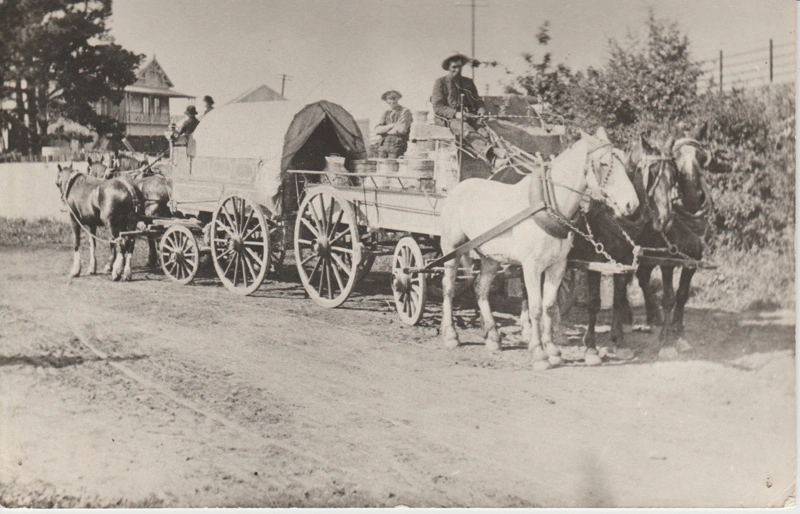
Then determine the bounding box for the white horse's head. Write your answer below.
[582,127,639,218]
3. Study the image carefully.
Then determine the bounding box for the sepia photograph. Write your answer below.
[0,0,796,508]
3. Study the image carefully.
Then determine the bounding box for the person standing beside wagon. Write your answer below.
[373,90,412,158]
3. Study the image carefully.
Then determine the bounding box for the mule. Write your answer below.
[56,164,141,281]
[635,136,712,358]
[439,128,639,370]
[570,135,678,365]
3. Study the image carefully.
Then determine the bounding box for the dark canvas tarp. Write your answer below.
[281,100,367,173]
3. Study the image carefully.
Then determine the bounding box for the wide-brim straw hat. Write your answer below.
[441,53,471,70]
[381,90,402,101]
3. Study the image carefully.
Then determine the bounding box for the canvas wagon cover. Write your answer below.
[190,100,366,215]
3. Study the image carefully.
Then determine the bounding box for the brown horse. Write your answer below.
[87,156,173,267]
[128,173,172,267]
[87,153,148,179]
[569,135,678,364]
[56,164,141,281]
[634,135,712,358]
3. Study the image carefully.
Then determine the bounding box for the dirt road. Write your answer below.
[0,245,795,507]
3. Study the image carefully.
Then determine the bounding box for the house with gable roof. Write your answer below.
[94,56,194,152]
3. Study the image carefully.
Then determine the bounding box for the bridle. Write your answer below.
[58,169,83,202]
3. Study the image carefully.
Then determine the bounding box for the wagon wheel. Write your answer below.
[294,187,361,308]
[159,225,199,285]
[392,237,427,326]
[268,223,287,275]
[210,195,270,296]
[557,268,578,316]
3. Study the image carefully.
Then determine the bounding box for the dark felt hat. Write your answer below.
[441,53,471,70]
[381,90,402,101]
[185,105,198,115]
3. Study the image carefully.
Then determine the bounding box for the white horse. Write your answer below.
[439,128,640,370]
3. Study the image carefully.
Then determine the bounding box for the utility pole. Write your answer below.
[769,39,774,83]
[457,0,488,79]
[277,74,293,98]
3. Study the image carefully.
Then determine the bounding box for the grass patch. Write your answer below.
[690,245,795,311]
[0,217,72,247]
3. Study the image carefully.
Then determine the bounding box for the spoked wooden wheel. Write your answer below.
[159,225,200,285]
[210,195,270,296]
[392,237,427,325]
[294,187,361,308]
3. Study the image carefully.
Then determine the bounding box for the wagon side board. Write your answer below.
[171,156,265,215]
[312,185,446,237]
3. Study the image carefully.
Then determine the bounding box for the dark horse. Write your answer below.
[87,153,148,179]
[635,136,712,358]
[569,135,678,365]
[86,156,172,268]
[56,164,141,281]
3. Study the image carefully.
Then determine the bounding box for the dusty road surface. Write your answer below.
[0,245,795,508]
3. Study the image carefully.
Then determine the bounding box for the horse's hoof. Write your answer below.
[69,269,81,278]
[443,327,460,349]
[547,355,562,366]
[532,359,552,371]
[123,272,132,282]
[658,346,679,360]
[530,345,549,362]
[614,347,636,361]
[485,331,501,352]
[543,342,561,358]
[104,264,113,274]
[675,338,693,353]
[584,348,603,366]
[111,273,121,282]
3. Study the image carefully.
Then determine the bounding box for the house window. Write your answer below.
[154,97,160,114]
[142,96,150,114]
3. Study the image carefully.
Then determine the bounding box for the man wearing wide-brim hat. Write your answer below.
[170,104,200,144]
[431,53,503,166]
[373,90,412,158]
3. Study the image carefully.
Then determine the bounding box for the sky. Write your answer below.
[107,0,796,122]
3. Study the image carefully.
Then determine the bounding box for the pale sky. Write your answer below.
[108,0,796,122]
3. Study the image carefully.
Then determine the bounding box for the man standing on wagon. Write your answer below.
[373,90,412,158]
[431,53,504,166]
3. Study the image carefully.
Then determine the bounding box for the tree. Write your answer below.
[577,10,703,142]
[1,0,143,154]
[504,22,574,122]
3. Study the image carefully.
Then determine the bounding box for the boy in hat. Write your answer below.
[431,53,504,166]
[373,90,412,158]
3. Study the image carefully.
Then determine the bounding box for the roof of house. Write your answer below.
[125,56,192,98]
[226,84,286,104]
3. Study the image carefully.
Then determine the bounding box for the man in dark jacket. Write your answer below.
[432,53,501,165]
[170,105,200,144]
